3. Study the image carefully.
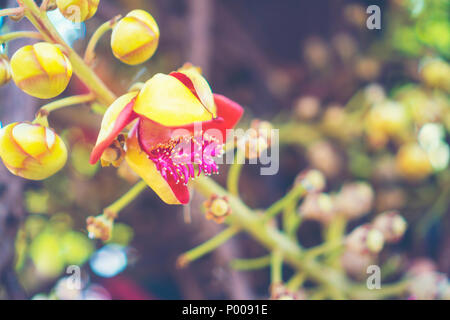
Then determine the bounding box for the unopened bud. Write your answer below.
[0,122,67,180]
[86,212,115,242]
[111,10,160,65]
[203,195,231,224]
[346,224,384,255]
[372,211,407,243]
[56,0,99,22]
[334,182,374,219]
[295,169,326,193]
[299,193,335,224]
[10,43,72,99]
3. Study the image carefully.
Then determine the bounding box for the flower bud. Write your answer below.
[203,195,231,224]
[299,193,335,224]
[111,10,160,65]
[396,143,432,181]
[56,0,99,22]
[0,57,11,87]
[372,210,407,243]
[334,182,374,219]
[408,271,449,300]
[346,224,384,255]
[341,249,375,280]
[100,134,125,168]
[86,214,114,242]
[0,122,68,180]
[295,169,326,193]
[10,43,72,99]
[270,284,306,300]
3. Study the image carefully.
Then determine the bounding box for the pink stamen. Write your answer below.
[147,134,223,185]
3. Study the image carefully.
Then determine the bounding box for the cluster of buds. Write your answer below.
[203,195,231,224]
[111,10,160,65]
[56,0,100,22]
[346,210,407,255]
[0,122,68,180]
[0,56,11,87]
[270,284,306,300]
[406,259,450,300]
[10,42,72,99]
[86,210,117,242]
[298,180,373,224]
[237,119,273,160]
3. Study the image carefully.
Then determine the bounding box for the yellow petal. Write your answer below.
[177,65,217,117]
[125,133,181,205]
[95,91,138,146]
[134,73,213,126]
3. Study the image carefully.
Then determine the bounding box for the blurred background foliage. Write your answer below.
[0,0,449,299]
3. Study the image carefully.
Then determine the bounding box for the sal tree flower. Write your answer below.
[90,65,244,204]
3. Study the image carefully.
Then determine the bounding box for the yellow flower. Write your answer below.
[111,10,160,65]
[0,57,11,87]
[10,43,72,99]
[0,122,67,180]
[56,0,99,22]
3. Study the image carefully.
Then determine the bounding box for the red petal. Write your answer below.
[89,98,137,164]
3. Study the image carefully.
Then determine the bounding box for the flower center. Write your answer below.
[147,134,223,185]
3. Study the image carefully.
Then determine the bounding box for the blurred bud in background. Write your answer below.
[294,169,326,193]
[355,57,381,81]
[303,37,330,70]
[299,193,335,225]
[372,211,407,243]
[396,142,432,181]
[341,249,376,280]
[334,182,374,220]
[294,96,320,121]
[420,58,450,93]
[346,224,385,255]
[332,33,358,62]
[306,140,343,179]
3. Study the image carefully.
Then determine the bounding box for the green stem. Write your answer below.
[0,31,43,43]
[37,93,95,115]
[21,0,117,106]
[229,255,271,271]
[349,280,410,299]
[262,184,306,222]
[227,150,245,196]
[104,180,147,216]
[177,225,240,267]
[84,15,121,64]
[270,250,283,284]
[286,272,306,291]
[304,241,344,260]
[0,7,24,18]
